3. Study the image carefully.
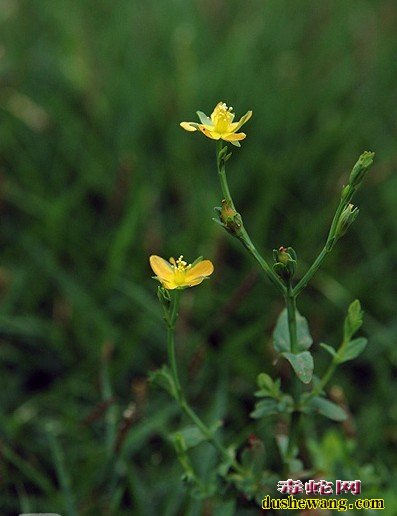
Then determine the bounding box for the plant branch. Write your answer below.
[166,290,245,475]
[285,286,301,462]
[215,141,286,295]
[307,338,348,400]
[293,185,355,297]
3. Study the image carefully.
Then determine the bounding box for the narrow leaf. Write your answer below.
[338,337,368,363]
[250,399,279,419]
[343,299,363,341]
[148,365,176,398]
[257,373,274,391]
[255,373,280,397]
[241,437,266,477]
[320,342,337,357]
[171,426,207,450]
[218,445,237,477]
[310,397,347,422]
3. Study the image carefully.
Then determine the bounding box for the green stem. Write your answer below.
[47,426,77,516]
[217,141,234,204]
[286,290,298,354]
[293,185,355,297]
[167,290,182,401]
[285,411,300,463]
[215,141,286,295]
[311,362,338,398]
[166,290,245,475]
[241,227,286,294]
[308,339,348,400]
[285,288,301,462]
[101,350,117,459]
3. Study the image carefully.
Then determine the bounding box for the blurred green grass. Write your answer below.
[1,0,397,513]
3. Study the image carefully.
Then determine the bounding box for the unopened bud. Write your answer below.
[349,151,375,188]
[273,246,297,281]
[277,246,290,265]
[335,203,359,240]
[218,199,243,236]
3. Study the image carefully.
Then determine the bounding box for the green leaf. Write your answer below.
[338,337,368,363]
[310,397,347,421]
[276,435,289,457]
[255,373,280,398]
[148,365,176,398]
[218,445,237,477]
[289,458,304,474]
[250,399,279,419]
[257,373,273,390]
[344,299,364,341]
[171,420,221,451]
[320,342,337,357]
[212,500,236,516]
[171,426,207,450]
[241,437,266,477]
[282,351,314,384]
[273,308,313,353]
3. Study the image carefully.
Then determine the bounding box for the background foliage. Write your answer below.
[0,0,396,514]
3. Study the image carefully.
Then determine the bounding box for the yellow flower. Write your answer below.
[180,102,252,147]
[149,255,214,290]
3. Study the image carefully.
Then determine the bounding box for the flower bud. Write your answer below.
[277,246,290,265]
[217,199,243,236]
[335,203,359,240]
[273,246,297,281]
[349,151,375,188]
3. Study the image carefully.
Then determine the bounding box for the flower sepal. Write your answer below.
[217,145,232,168]
[157,285,171,305]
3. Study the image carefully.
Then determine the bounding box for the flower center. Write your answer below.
[171,255,192,285]
[212,102,234,133]
[175,255,190,270]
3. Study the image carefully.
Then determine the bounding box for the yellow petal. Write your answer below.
[198,126,221,140]
[222,132,246,141]
[149,255,174,282]
[161,279,179,290]
[210,102,225,121]
[185,260,214,284]
[229,110,252,132]
[180,122,198,132]
[185,276,206,287]
[201,124,216,131]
